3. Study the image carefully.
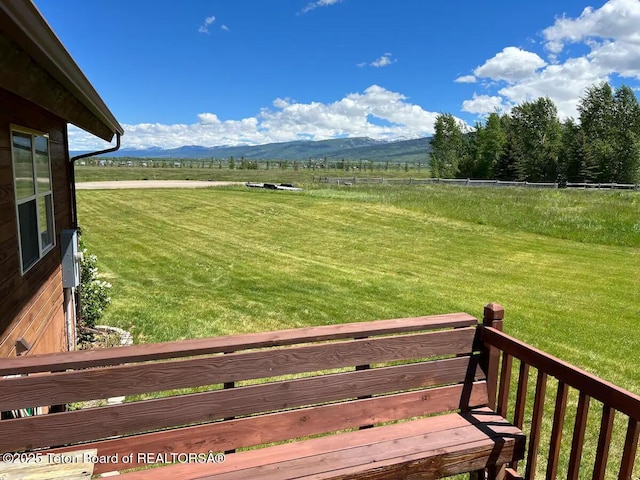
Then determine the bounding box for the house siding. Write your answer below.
[0,87,73,357]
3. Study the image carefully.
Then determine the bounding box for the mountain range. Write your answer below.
[71,137,432,163]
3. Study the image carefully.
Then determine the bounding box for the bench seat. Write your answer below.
[118,409,524,480]
[1,310,526,479]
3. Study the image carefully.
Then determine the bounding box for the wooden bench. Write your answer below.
[3,304,640,477]
[0,304,524,479]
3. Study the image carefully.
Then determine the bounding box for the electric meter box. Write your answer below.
[61,229,81,288]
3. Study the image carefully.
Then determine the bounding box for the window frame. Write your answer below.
[10,125,56,275]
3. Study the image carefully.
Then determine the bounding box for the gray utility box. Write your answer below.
[61,229,81,288]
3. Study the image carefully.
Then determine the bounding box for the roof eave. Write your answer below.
[0,1,124,141]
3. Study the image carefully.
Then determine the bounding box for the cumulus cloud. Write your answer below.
[461,94,508,115]
[301,0,343,14]
[68,85,444,151]
[543,0,640,54]
[198,16,216,34]
[455,75,477,84]
[460,0,640,119]
[474,47,547,83]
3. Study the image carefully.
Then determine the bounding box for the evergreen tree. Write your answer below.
[495,117,526,181]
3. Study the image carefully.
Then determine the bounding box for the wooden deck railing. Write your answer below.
[1,306,638,479]
[481,306,640,479]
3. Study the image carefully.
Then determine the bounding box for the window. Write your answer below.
[11,128,55,274]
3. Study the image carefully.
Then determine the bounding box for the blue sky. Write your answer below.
[34,0,640,150]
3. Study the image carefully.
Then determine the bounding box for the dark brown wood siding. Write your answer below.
[0,87,72,357]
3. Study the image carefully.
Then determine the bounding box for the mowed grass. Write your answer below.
[77,185,639,477]
[77,185,639,387]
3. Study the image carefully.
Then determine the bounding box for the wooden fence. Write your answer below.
[314,176,640,190]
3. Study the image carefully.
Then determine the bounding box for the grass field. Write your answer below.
[76,184,639,477]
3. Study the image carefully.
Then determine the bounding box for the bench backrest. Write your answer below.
[0,312,489,474]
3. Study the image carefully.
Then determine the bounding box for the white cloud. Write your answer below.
[460,1,640,120]
[542,0,640,80]
[68,85,447,151]
[301,0,343,14]
[497,57,608,118]
[358,53,395,68]
[198,16,216,34]
[543,0,640,54]
[221,24,230,32]
[455,75,477,84]
[371,53,395,68]
[461,94,508,115]
[474,47,547,83]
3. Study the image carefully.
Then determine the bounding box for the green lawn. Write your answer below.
[76,184,639,478]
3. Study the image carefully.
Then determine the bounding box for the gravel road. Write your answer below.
[75,180,245,190]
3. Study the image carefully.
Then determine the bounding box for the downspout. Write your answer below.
[67,132,121,351]
[69,132,121,228]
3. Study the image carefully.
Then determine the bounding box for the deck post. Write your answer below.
[483,303,504,409]
[482,303,506,480]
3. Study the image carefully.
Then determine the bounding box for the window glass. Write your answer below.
[13,132,34,199]
[39,194,54,249]
[35,136,51,192]
[18,200,39,270]
[12,128,55,274]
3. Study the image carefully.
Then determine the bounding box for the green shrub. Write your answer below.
[78,236,111,346]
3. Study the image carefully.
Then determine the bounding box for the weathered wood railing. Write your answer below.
[0,304,638,479]
[481,305,640,479]
[0,310,524,479]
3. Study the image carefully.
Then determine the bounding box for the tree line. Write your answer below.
[429,82,640,184]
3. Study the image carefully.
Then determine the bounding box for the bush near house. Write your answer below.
[77,235,111,347]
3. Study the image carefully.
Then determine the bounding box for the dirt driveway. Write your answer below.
[75,180,245,190]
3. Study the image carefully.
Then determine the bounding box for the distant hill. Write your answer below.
[71,137,432,163]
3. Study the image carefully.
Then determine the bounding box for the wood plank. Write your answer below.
[212,426,522,480]
[482,304,504,411]
[505,467,525,479]
[511,361,529,472]
[0,181,13,206]
[114,410,524,480]
[0,328,477,410]
[618,418,639,480]
[52,382,489,475]
[513,361,529,429]
[0,268,62,356]
[483,327,640,420]
[0,209,16,244]
[546,381,569,480]
[0,449,95,480]
[0,313,478,375]
[0,237,18,273]
[0,248,61,333]
[592,405,615,480]
[497,353,513,418]
[525,370,547,480]
[0,356,483,451]
[567,392,590,480]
